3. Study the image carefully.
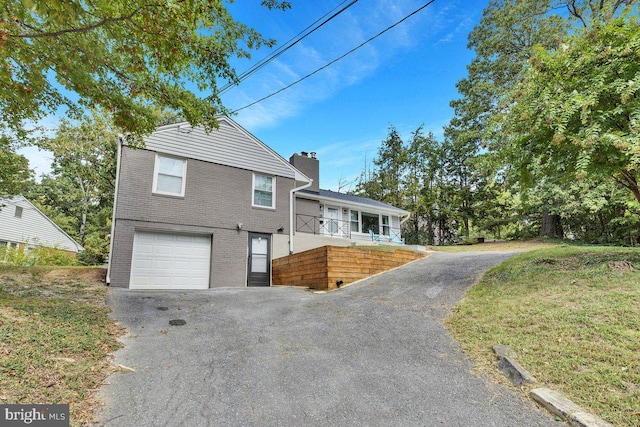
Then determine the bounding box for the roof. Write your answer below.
[129,116,311,184]
[298,189,409,215]
[0,195,84,252]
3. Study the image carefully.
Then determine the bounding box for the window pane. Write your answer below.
[254,190,273,207]
[252,255,268,273]
[157,174,183,194]
[254,174,272,192]
[362,212,379,233]
[381,215,390,236]
[159,156,184,177]
[350,210,359,232]
[253,174,273,207]
[251,237,268,273]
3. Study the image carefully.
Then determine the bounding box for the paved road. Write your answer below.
[98,251,560,426]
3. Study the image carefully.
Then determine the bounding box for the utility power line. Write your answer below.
[232,0,437,114]
[218,0,359,95]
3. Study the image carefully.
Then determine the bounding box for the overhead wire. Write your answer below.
[231,0,437,114]
[217,0,359,95]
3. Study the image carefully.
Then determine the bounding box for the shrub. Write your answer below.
[0,245,77,266]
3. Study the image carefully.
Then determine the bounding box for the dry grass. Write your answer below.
[0,266,124,426]
[446,245,640,426]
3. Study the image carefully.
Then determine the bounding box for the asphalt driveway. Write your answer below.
[98,251,560,426]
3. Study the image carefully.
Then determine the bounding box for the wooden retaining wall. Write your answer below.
[272,246,427,291]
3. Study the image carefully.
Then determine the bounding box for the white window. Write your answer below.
[350,210,360,233]
[14,206,23,218]
[153,154,187,196]
[381,215,390,236]
[253,173,275,208]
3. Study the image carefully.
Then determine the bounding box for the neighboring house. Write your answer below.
[0,195,83,254]
[107,116,408,290]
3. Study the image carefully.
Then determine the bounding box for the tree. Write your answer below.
[0,136,32,195]
[29,109,118,263]
[1,1,290,138]
[404,127,440,245]
[354,126,407,208]
[497,12,640,205]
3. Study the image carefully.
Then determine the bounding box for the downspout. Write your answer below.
[105,135,123,285]
[400,212,411,226]
[289,179,313,255]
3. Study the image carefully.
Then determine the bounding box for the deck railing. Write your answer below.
[295,214,352,238]
[295,214,405,244]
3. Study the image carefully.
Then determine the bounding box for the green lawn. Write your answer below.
[446,245,640,426]
[428,239,559,252]
[0,267,123,426]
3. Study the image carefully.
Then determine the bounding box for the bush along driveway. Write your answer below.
[98,251,561,427]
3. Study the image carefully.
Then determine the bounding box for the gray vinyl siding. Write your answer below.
[391,215,400,229]
[0,196,82,252]
[109,147,293,288]
[294,197,321,234]
[141,117,296,179]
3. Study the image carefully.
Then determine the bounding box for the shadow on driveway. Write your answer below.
[98,251,560,426]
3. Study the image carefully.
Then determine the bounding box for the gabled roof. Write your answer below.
[298,189,409,216]
[134,116,311,183]
[0,195,83,252]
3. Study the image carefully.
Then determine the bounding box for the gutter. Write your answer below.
[289,179,313,255]
[105,135,123,285]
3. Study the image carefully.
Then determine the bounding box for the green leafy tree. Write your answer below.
[355,126,407,208]
[403,127,440,245]
[1,0,290,138]
[0,136,33,195]
[29,110,117,263]
[497,12,640,206]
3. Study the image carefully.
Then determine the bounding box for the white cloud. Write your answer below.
[225,0,445,131]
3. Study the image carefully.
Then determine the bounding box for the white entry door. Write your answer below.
[325,206,341,237]
[130,231,211,289]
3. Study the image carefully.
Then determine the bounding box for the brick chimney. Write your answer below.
[290,152,319,193]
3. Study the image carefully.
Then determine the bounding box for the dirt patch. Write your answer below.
[42,267,106,282]
[608,261,637,272]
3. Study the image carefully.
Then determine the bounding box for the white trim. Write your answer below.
[152,153,187,197]
[106,136,123,284]
[252,172,276,209]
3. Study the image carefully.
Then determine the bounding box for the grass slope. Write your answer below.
[0,267,123,426]
[446,245,640,426]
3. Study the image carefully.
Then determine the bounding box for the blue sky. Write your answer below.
[20,0,489,191]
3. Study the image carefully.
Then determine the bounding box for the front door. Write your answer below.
[325,206,340,236]
[247,233,271,287]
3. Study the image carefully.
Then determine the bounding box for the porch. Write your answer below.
[295,214,405,244]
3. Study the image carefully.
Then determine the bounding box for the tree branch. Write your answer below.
[9,5,153,39]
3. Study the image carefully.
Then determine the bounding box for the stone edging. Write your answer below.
[492,345,613,427]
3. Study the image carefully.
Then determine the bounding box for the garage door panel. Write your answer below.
[130,231,211,290]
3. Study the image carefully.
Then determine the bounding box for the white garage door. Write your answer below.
[130,231,211,290]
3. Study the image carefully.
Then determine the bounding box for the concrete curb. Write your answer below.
[530,388,613,427]
[492,346,613,426]
[492,344,536,386]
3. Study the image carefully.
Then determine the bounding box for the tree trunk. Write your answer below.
[463,217,470,239]
[540,211,563,238]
